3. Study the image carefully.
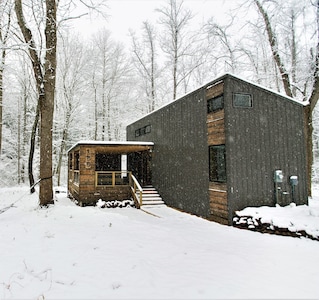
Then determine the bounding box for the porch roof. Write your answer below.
[67,140,154,154]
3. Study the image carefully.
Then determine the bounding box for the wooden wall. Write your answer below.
[68,145,132,205]
[206,82,229,225]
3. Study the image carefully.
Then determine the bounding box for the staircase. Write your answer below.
[140,186,165,207]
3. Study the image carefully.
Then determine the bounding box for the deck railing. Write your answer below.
[129,174,143,208]
[95,171,131,186]
[95,171,143,207]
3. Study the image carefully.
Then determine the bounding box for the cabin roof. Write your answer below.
[67,140,154,153]
[127,73,307,125]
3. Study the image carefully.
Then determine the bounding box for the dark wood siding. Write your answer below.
[127,89,210,218]
[127,74,308,225]
[224,76,308,222]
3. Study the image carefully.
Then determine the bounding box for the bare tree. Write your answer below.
[0,0,12,156]
[15,0,57,205]
[92,29,129,141]
[54,34,87,186]
[254,0,293,98]
[305,0,319,195]
[130,21,158,113]
[252,0,319,195]
[157,0,193,100]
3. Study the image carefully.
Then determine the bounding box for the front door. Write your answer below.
[128,151,152,186]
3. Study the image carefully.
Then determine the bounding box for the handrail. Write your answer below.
[129,174,143,207]
[95,171,130,186]
[94,170,143,207]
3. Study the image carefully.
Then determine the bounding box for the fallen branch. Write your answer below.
[0,203,16,214]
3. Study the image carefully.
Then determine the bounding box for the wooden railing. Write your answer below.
[95,171,130,186]
[129,174,143,208]
[95,171,143,208]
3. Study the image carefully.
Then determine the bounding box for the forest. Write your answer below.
[0,0,318,204]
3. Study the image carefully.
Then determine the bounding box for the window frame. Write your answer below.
[209,144,227,183]
[207,94,224,114]
[233,93,253,108]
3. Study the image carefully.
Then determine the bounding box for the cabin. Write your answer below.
[67,141,154,207]
[126,73,308,225]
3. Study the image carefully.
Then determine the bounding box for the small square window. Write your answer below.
[145,125,151,134]
[233,93,252,108]
[135,129,141,137]
[207,95,224,113]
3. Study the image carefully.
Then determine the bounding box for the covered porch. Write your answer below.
[67,141,154,207]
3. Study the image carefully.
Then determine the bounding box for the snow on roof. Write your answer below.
[128,73,307,125]
[68,140,154,152]
[225,72,308,106]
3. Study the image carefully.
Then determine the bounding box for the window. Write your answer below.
[207,94,224,113]
[233,93,252,108]
[95,153,121,171]
[145,125,151,134]
[209,145,226,182]
[135,125,151,137]
[69,153,73,170]
[74,151,80,170]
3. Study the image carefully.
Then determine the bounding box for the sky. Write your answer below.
[72,0,237,42]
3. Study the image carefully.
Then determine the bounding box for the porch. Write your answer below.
[67,141,159,207]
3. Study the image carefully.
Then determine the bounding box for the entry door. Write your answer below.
[128,151,152,186]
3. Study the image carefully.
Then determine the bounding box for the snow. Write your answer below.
[1,186,319,299]
[68,140,154,152]
[234,188,319,239]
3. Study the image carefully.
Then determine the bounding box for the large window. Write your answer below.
[207,94,224,113]
[209,145,226,182]
[95,153,121,171]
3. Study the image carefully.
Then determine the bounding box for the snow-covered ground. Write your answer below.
[0,186,319,299]
[234,194,319,240]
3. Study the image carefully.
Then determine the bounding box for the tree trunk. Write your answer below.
[28,103,39,193]
[15,0,57,205]
[254,0,293,98]
[305,0,319,197]
[304,105,313,197]
[0,41,5,156]
[39,0,56,206]
[0,58,3,156]
[56,127,68,187]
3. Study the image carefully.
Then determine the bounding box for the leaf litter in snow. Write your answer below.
[234,198,319,240]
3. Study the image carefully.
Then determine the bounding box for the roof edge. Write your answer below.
[67,140,154,153]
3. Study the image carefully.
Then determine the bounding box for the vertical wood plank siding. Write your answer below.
[127,74,308,225]
[224,76,308,222]
[127,90,210,218]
